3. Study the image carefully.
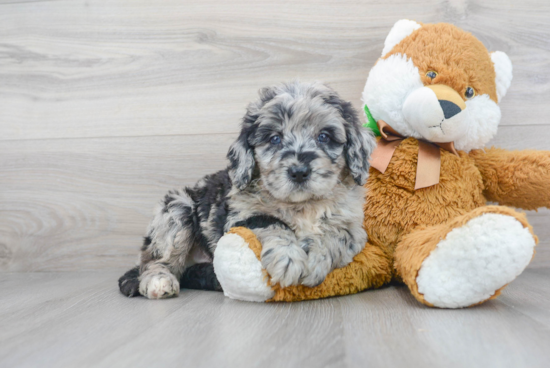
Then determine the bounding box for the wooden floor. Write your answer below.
[2,1,550,367]
[0,268,549,368]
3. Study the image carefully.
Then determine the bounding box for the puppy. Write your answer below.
[119,81,375,299]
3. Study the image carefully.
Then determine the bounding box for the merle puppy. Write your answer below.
[119,81,375,299]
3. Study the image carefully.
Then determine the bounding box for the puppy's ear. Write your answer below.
[227,125,256,190]
[324,93,376,185]
[345,124,376,185]
[227,86,278,190]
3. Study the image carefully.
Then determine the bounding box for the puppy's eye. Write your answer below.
[426,71,437,79]
[270,135,281,145]
[465,86,475,99]
[317,133,330,143]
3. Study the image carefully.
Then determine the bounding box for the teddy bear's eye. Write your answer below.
[465,87,475,99]
[426,71,437,79]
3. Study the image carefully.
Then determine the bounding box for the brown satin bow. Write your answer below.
[369,120,459,190]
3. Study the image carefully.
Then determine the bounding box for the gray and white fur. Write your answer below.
[118,81,376,299]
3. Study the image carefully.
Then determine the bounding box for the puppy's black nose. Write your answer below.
[288,165,311,183]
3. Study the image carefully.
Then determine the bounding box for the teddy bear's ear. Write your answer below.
[490,51,513,102]
[381,19,422,57]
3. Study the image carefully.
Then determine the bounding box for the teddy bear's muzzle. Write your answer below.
[403,84,468,144]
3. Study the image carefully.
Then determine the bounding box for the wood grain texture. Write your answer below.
[0,134,233,271]
[0,0,550,141]
[0,269,549,368]
[340,272,550,368]
[0,0,549,272]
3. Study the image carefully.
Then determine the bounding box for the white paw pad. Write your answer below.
[416,214,535,308]
[140,273,180,299]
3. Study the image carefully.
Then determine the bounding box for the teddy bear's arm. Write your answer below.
[470,147,550,210]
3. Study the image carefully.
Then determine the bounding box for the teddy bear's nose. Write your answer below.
[439,100,462,119]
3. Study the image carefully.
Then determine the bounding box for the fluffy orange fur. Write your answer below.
[386,23,498,102]
[470,148,550,210]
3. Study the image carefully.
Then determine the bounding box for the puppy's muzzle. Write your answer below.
[288,165,311,183]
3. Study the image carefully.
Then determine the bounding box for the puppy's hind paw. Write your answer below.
[139,272,180,299]
[118,266,141,297]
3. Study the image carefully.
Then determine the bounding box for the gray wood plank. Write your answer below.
[0,134,233,272]
[526,211,550,269]
[0,269,549,368]
[98,293,346,368]
[499,268,550,327]
[0,0,54,4]
[0,271,347,368]
[491,125,550,151]
[0,0,549,141]
[340,275,550,368]
[0,271,220,368]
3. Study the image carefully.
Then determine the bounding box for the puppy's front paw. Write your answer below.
[300,271,329,288]
[262,246,308,288]
[300,252,332,287]
[139,272,180,299]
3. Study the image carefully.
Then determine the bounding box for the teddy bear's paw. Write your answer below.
[416,214,536,308]
[213,233,275,302]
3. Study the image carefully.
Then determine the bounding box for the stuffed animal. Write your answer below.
[212,20,550,308]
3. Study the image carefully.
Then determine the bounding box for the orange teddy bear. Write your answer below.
[213,20,550,308]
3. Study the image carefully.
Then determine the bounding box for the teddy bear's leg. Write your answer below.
[213,230,275,302]
[214,227,392,302]
[394,206,537,308]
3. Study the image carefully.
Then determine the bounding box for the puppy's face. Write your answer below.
[228,82,375,202]
[252,96,347,202]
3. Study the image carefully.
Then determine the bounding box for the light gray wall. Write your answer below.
[1,0,549,272]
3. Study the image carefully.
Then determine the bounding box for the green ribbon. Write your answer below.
[363,104,381,136]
